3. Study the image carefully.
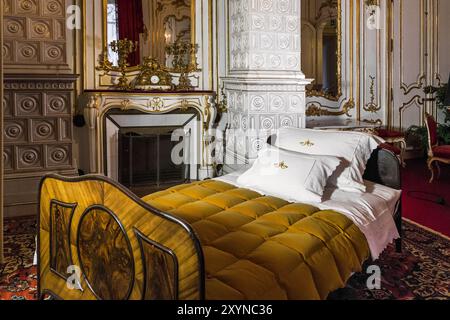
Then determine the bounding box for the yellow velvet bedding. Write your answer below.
[142,180,370,300]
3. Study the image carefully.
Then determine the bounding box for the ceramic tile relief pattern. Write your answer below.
[224,0,309,164]
[2,0,78,216]
[2,0,67,66]
[3,77,76,174]
[229,0,301,72]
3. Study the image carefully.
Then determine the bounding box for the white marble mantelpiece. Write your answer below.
[81,90,217,180]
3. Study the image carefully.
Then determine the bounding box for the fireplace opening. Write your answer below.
[104,110,199,196]
[118,126,188,192]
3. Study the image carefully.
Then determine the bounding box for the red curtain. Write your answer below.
[116,0,145,66]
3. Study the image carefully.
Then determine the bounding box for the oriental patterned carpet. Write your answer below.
[0,216,37,300]
[0,216,449,300]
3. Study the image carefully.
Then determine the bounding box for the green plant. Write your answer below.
[407,84,450,154]
[438,124,450,144]
[437,84,449,123]
[407,124,450,153]
[424,83,449,123]
[406,125,428,152]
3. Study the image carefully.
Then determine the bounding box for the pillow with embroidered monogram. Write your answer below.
[236,146,341,203]
[272,128,383,193]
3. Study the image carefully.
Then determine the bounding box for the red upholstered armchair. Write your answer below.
[376,128,407,167]
[425,113,450,183]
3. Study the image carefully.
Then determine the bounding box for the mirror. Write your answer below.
[301,0,341,100]
[104,0,194,71]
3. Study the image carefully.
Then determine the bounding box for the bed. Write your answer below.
[37,142,402,300]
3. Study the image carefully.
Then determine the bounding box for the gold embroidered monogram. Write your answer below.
[300,140,315,147]
[274,161,289,170]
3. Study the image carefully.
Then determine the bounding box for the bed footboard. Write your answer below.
[363,148,403,253]
[38,174,205,300]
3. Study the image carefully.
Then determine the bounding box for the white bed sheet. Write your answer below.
[215,170,401,260]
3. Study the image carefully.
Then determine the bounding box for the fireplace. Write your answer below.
[82,91,217,182]
[118,127,187,188]
[104,110,199,194]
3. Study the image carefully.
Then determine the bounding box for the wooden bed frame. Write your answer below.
[37,148,402,300]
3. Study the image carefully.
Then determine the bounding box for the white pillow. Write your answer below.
[237,146,341,203]
[273,128,383,193]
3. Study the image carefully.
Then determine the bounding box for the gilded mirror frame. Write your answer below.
[305,0,342,102]
[101,0,197,72]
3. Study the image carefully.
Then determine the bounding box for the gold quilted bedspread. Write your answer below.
[142,180,370,300]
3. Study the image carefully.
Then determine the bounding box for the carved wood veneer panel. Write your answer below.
[135,229,178,300]
[39,175,205,300]
[50,200,77,280]
[77,206,135,300]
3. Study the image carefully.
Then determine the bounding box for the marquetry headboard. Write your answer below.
[38,175,205,300]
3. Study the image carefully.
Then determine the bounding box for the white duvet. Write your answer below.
[216,170,401,260]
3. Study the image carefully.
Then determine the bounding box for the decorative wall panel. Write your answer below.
[4,76,77,172]
[2,0,71,72]
[432,0,450,120]
[2,0,78,217]
[3,75,78,217]
[358,0,388,125]
[390,0,450,130]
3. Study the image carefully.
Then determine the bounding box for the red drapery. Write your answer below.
[116,0,145,66]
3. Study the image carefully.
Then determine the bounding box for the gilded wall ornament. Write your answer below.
[149,97,164,111]
[364,76,381,113]
[306,99,355,117]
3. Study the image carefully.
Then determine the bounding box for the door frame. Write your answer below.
[387,0,394,130]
